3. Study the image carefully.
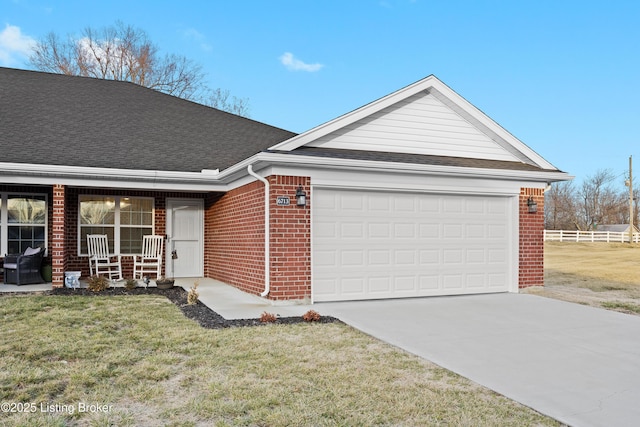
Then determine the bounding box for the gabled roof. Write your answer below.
[270,75,563,173]
[595,224,639,233]
[0,67,296,173]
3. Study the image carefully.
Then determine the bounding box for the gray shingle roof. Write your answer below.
[269,147,557,172]
[0,67,297,172]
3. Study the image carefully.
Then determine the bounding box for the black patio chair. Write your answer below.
[3,246,45,285]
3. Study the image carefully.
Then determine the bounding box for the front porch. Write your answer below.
[0,184,222,288]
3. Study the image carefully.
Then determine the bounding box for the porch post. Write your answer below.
[51,184,66,288]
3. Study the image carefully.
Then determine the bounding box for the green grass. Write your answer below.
[0,295,558,426]
[601,301,640,314]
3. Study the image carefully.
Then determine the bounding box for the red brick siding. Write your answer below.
[268,176,311,300]
[52,185,66,287]
[206,181,266,295]
[519,188,545,288]
[206,176,312,301]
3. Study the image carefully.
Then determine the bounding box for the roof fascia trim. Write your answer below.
[0,162,229,191]
[238,152,573,183]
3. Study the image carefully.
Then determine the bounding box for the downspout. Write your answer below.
[247,165,270,297]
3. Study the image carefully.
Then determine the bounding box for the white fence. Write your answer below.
[544,230,640,243]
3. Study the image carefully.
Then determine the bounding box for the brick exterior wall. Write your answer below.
[206,176,312,301]
[268,176,311,300]
[519,187,545,288]
[206,181,267,295]
[52,185,66,287]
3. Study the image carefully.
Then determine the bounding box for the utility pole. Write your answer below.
[629,155,634,243]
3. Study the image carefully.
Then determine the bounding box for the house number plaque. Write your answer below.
[276,196,290,206]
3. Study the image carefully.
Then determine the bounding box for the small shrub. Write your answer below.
[87,275,110,292]
[302,310,321,322]
[260,312,278,323]
[124,278,138,290]
[187,281,199,305]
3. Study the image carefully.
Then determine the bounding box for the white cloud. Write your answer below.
[182,28,212,52]
[0,24,36,66]
[279,52,324,72]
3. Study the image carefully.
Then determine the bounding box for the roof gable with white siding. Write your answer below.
[270,75,559,171]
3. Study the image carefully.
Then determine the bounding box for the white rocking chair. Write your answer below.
[87,234,123,281]
[133,235,164,280]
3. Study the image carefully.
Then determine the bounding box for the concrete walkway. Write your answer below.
[184,278,640,427]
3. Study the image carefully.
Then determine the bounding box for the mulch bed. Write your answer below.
[4,286,341,329]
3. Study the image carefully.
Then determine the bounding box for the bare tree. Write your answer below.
[29,21,250,116]
[545,181,577,230]
[576,169,623,230]
[203,88,250,117]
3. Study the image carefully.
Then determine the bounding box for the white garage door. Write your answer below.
[312,188,513,302]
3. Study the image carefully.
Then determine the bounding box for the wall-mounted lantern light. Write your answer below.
[527,197,538,214]
[296,186,307,207]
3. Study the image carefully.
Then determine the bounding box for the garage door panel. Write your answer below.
[420,223,439,238]
[488,248,507,263]
[369,223,391,238]
[313,189,513,302]
[395,223,416,238]
[466,249,486,263]
[443,224,463,238]
[420,275,439,290]
[314,250,336,266]
[341,250,364,266]
[314,278,337,297]
[314,221,338,238]
[489,273,507,287]
[467,274,486,288]
[370,277,391,293]
[395,250,416,265]
[368,250,391,265]
[342,277,365,294]
[341,195,365,211]
[443,274,463,289]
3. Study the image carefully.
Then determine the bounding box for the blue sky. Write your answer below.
[2,0,639,185]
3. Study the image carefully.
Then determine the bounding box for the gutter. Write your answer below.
[220,152,574,184]
[0,152,572,191]
[247,164,270,297]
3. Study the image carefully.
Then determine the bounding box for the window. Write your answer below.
[0,193,47,255]
[79,196,153,255]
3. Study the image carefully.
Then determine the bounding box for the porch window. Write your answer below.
[79,196,153,255]
[0,194,47,255]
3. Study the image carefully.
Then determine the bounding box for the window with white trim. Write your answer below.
[79,196,154,255]
[0,193,48,255]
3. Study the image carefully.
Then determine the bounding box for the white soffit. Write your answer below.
[270,75,557,170]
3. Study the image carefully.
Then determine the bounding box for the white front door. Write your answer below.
[166,199,204,278]
[312,188,514,302]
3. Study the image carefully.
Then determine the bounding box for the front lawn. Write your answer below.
[0,295,557,426]
[524,242,640,315]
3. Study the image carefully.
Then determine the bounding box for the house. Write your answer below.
[0,66,570,302]
[595,224,639,234]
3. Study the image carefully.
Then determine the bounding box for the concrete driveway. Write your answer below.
[319,293,640,427]
[192,280,640,427]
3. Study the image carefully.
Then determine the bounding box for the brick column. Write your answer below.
[268,176,311,300]
[51,184,66,288]
[519,188,545,288]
